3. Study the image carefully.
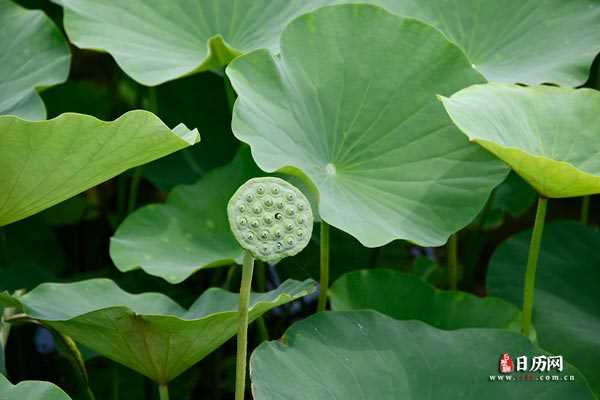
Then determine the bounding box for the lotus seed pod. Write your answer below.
[228,177,313,263]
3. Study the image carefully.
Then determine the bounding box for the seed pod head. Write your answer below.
[228,177,313,263]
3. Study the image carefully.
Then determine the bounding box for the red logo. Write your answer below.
[499,353,514,374]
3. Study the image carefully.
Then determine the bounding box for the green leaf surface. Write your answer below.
[329,269,522,332]
[54,1,600,86]
[251,311,594,399]
[0,278,316,383]
[227,4,507,247]
[0,0,70,119]
[441,84,600,198]
[0,111,199,226]
[488,220,600,395]
[111,147,262,284]
[0,375,72,400]
[371,0,600,86]
[53,0,326,85]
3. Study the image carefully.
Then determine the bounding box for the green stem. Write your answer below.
[580,195,590,225]
[127,167,144,213]
[235,251,255,400]
[317,221,330,312]
[146,87,158,113]
[521,196,548,337]
[158,384,169,400]
[254,261,269,342]
[112,365,120,400]
[447,233,459,290]
[116,175,127,223]
[223,265,237,291]
[255,316,269,343]
[54,332,96,400]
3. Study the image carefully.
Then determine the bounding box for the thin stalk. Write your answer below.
[254,261,269,342]
[255,317,269,343]
[123,86,157,216]
[112,365,120,400]
[146,86,158,113]
[158,384,169,400]
[127,166,144,213]
[580,195,590,225]
[116,175,127,222]
[223,265,237,291]
[235,251,255,400]
[521,196,548,337]
[317,221,330,312]
[2,290,25,370]
[54,332,96,400]
[447,233,459,290]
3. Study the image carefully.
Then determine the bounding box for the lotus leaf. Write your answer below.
[227,4,508,247]
[0,278,315,383]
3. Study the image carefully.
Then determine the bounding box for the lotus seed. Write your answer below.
[228,177,313,263]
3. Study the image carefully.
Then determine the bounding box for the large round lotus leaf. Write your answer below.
[226,4,508,247]
[53,1,600,86]
[370,0,600,86]
[488,221,600,395]
[0,278,315,383]
[329,269,522,332]
[0,111,199,226]
[0,0,70,119]
[52,0,325,86]
[441,84,600,198]
[111,147,262,284]
[0,375,72,400]
[250,311,594,399]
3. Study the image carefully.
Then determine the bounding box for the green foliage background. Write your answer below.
[1,1,600,399]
